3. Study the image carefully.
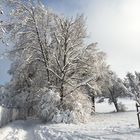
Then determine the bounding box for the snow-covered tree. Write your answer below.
[5,0,54,110]
[125,72,140,103]
[4,0,109,123]
[101,71,128,112]
[76,43,108,111]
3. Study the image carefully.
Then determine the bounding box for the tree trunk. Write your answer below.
[60,84,64,102]
[59,34,68,102]
[85,85,95,112]
[92,95,95,112]
[113,100,119,112]
[109,87,119,112]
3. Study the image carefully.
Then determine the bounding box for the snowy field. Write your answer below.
[0,98,140,140]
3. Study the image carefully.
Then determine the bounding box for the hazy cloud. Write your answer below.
[84,0,140,77]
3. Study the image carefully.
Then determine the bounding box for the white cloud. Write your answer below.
[83,0,140,77]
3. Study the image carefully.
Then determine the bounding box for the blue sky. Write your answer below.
[1,0,140,84]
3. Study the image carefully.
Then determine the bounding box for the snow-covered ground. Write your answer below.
[0,98,140,140]
[95,98,136,113]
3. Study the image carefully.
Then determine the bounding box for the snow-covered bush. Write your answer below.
[52,109,74,123]
[38,88,92,123]
[118,102,127,112]
[0,106,20,127]
[52,95,92,123]
[60,92,92,123]
[38,88,60,122]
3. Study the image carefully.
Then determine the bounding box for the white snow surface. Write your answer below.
[0,98,140,140]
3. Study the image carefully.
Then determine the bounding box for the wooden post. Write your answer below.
[136,103,140,128]
[137,112,140,128]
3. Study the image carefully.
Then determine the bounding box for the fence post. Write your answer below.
[136,103,140,128]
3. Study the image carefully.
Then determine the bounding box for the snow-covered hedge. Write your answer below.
[0,106,19,127]
[38,88,92,123]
